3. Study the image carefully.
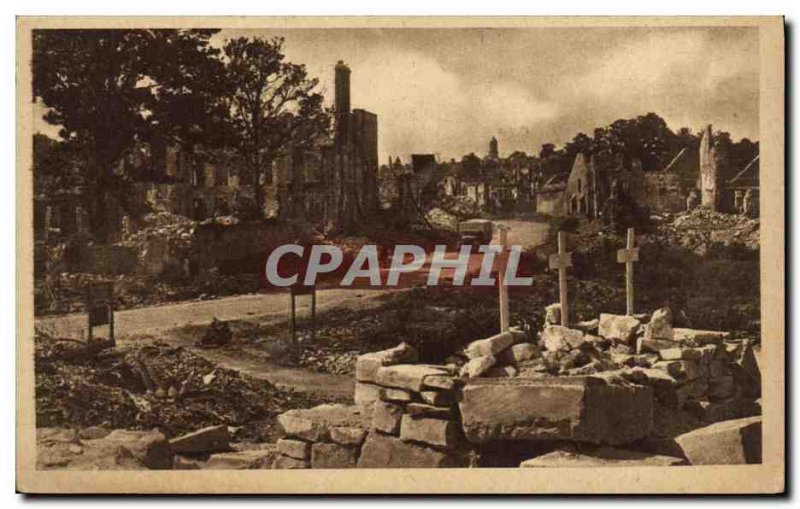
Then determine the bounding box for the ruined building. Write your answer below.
[534,123,758,218]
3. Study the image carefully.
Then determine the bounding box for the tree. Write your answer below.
[221,37,330,217]
[33,29,222,240]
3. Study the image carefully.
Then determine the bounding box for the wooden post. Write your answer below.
[617,227,639,315]
[548,231,572,326]
[290,293,297,345]
[497,224,510,331]
[310,287,317,343]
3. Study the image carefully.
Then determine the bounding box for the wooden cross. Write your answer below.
[496,224,511,331]
[617,227,639,315]
[548,231,572,326]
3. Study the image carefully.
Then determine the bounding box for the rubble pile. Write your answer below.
[655,209,759,256]
[119,211,197,250]
[35,337,335,442]
[269,303,762,469]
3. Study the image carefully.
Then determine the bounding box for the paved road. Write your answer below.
[36,288,391,341]
[34,218,550,397]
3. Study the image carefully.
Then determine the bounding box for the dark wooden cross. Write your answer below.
[548,231,572,326]
[616,227,639,315]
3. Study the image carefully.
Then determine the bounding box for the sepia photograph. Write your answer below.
[15,16,785,494]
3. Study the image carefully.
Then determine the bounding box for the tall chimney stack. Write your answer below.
[334,60,351,146]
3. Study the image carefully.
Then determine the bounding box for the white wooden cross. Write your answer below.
[548,231,572,326]
[496,223,511,331]
[617,227,639,315]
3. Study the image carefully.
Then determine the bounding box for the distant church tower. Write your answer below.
[334,60,351,145]
[489,136,499,158]
[698,124,719,211]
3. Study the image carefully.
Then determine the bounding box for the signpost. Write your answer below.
[86,282,115,345]
[289,284,317,345]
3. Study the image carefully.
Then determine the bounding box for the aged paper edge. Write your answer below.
[15,15,785,495]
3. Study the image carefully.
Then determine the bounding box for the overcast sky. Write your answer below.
[34,26,759,163]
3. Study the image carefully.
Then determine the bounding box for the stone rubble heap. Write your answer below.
[269,303,762,469]
[38,304,763,470]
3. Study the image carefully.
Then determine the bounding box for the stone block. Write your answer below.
[673,328,730,345]
[542,325,585,351]
[598,314,642,345]
[354,381,383,407]
[544,303,561,326]
[458,377,653,445]
[169,425,229,454]
[420,390,453,407]
[278,404,371,442]
[400,415,460,448]
[330,426,368,446]
[520,447,685,467]
[574,318,600,334]
[643,307,674,341]
[276,438,310,460]
[357,432,468,468]
[465,331,516,359]
[272,454,310,469]
[380,387,412,402]
[355,342,418,382]
[41,429,174,470]
[676,416,762,465]
[205,448,277,469]
[501,342,541,364]
[637,337,676,354]
[422,375,456,391]
[372,400,403,434]
[460,355,497,378]
[653,360,702,381]
[659,348,702,362]
[375,364,450,391]
[104,429,174,470]
[405,403,455,419]
[311,442,359,469]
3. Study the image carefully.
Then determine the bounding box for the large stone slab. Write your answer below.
[356,342,418,382]
[375,364,450,391]
[598,314,642,345]
[459,377,653,445]
[520,447,685,467]
[357,432,468,468]
[277,404,371,442]
[37,428,173,470]
[676,416,762,465]
[169,425,230,454]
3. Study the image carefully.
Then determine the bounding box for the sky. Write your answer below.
[34,26,760,164]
